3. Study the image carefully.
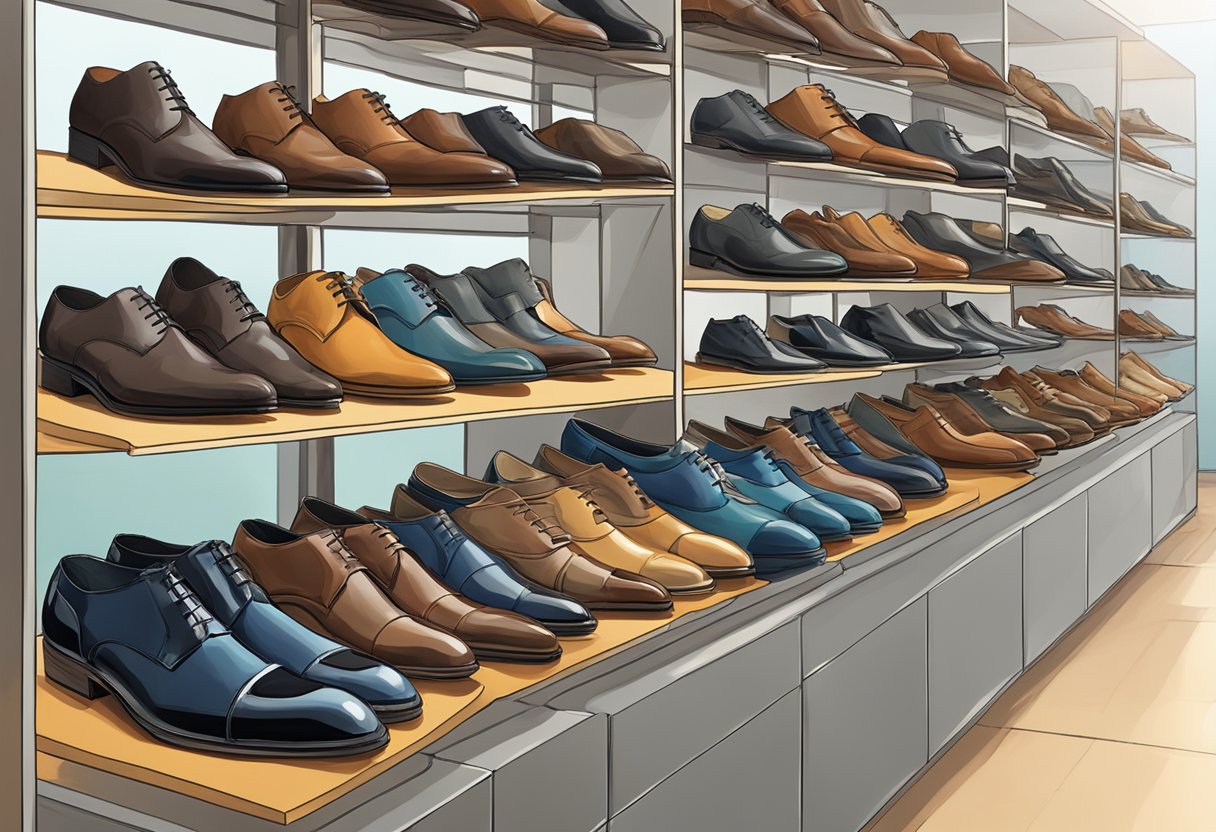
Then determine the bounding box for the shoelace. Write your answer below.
[373,527,413,563]
[407,278,437,310]
[164,570,214,629]
[148,64,194,116]
[573,486,609,525]
[271,82,308,122]
[496,107,528,133]
[818,88,858,127]
[223,280,265,323]
[316,272,363,309]
[212,542,253,587]
[131,288,172,335]
[742,203,777,229]
[945,125,975,153]
[619,472,654,508]
[321,530,363,567]
[738,91,778,124]
[361,90,399,126]
[692,452,730,491]
[433,510,464,546]
[509,500,571,545]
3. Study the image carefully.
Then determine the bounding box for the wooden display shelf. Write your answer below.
[1007,196,1116,228]
[683,362,880,395]
[683,265,1013,294]
[35,151,674,222]
[36,368,673,456]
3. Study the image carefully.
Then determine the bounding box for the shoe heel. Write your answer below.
[39,359,88,398]
[688,249,719,270]
[67,127,113,170]
[690,133,728,150]
[43,643,108,701]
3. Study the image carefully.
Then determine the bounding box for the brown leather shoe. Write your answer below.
[232,519,478,679]
[1016,304,1115,340]
[984,367,1108,433]
[972,375,1095,447]
[1030,368,1141,427]
[902,383,1057,453]
[267,271,455,398]
[767,85,958,181]
[864,213,970,278]
[817,0,949,78]
[910,32,1015,95]
[292,498,562,663]
[1120,193,1188,236]
[1120,108,1190,143]
[410,464,674,611]
[768,0,900,64]
[1008,65,1107,140]
[1118,309,1165,340]
[39,285,278,416]
[1023,371,1113,429]
[68,62,287,192]
[531,276,658,367]
[311,90,516,187]
[461,0,609,47]
[213,82,389,192]
[683,0,822,52]
[401,108,498,155]
[723,417,905,517]
[1122,351,1190,397]
[486,452,715,595]
[1079,360,1161,417]
[1094,108,1170,169]
[783,208,919,276]
[819,407,918,463]
[533,119,671,184]
[532,445,755,577]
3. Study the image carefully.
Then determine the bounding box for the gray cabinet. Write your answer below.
[1023,494,1089,663]
[1087,453,1153,605]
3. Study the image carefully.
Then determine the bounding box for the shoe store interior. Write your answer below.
[5,0,1214,828]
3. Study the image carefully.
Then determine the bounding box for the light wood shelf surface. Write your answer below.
[683,362,881,395]
[683,265,1014,294]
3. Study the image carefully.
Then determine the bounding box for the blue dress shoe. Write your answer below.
[357,268,547,385]
[358,486,597,636]
[685,420,853,542]
[107,535,421,723]
[42,555,387,756]
[561,418,826,573]
[789,407,948,498]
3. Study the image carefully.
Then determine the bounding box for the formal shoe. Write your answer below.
[67,62,287,192]
[697,315,828,373]
[534,118,670,182]
[900,211,1065,282]
[338,0,481,29]
[461,0,609,46]
[782,209,919,276]
[723,417,902,520]
[816,0,949,78]
[530,276,657,367]
[1137,198,1192,236]
[311,90,516,187]
[688,203,848,278]
[1118,310,1164,340]
[910,31,1015,95]
[106,536,421,722]
[358,486,596,634]
[1140,310,1187,340]
[685,421,854,541]
[970,374,1095,447]
[949,300,1060,351]
[785,406,947,497]
[408,263,612,374]
[460,107,602,182]
[1008,65,1107,140]
[690,90,835,161]
[864,213,970,278]
[407,464,674,610]
[1030,368,1141,426]
[267,271,455,397]
[988,367,1109,432]
[1120,354,1184,399]
[1121,264,1193,296]
[682,0,822,53]
[823,402,946,478]
[903,384,1056,453]
[1023,371,1113,430]
[292,499,561,663]
[39,286,278,416]
[484,452,715,594]
[1006,155,1113,217]
[767,313,892,367]
[1122,351,1191,396]
[42,555,388,756]
[400,107,509,161]
[1120,193,1191,237]
[1079,361,1161,417]
[871,119,1012,187]
[561,418,827,571]
[1016,304,1114,340]
[1093,107,1171,168]
[768,0,900,64]
[905,307,999,357]
[354,268,546,384]
[212,82,389,192]
[932,382,1071,448]
[532,445,756,578]
[1010,228,1112,285]
[1120,107,1190,143]
[542,0,663,49]
[155,258,342,408]
[840,303,962,362]
[767,85,957,180]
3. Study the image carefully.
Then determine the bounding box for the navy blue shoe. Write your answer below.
[358,487,597,636]
[107,535,422,723]
[42,555,388,756]
[560,418,826,573]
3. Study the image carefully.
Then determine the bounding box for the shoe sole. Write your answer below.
[468,644,563,664]
[449,372,549,386]
[668,580,718,596]
[539,618,599,636]
[372,697,425,724]
[43,640,390,757]
[752,547,828,574]
[278,396,344,410]
[702,565,757,579]
[695,352,826,374]
[585,598,675,612]
[937,459,1040,472]
[688,248,848,280]
[339,380,458,399]
[483,17,611,50]
[689,132,834,164]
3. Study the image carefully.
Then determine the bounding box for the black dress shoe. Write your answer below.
[766,313,892,366]
[906,307,999,357]
[839,303,962,362]
[1010,155,1113,216]
[901,211,1064,282]
[688,203,849,278]
[1010,228,1112,285]
[898,121,1013,187]
[949,300,1060,351]
[857,113,909,150]
[461,106,602,183]
[913,303,1019,352]
[696,315,827,373]
[540,0,663,49]
[691,90,833,162]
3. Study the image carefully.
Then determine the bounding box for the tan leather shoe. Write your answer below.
[232,519,478,679]
[410,464,673,611]
[1120,193,1190,237]
[1008,65,1107,140]
[212,82,388,192]
[1120,352,1188,398]
[401,108,497,155]
[1030,368,1141,427]
[783,208,918,276]
[1016,304,1115,340]
[902,383,1057,453]
[864,213,970,278]
[1080,360,1161,416]
[487,452,715,595]
[461,0,609,47]
[1139,310,1185,339]
[533,445,755,578]
[311,90,516,187]
[973,378,1094,447]
[1093,108,1171,169]
[1120,373,1170,402]
[817,0,949,78]
[1118,309,1165,340]
[767,85,958,181]
[988,367,1109,433]
[767,0,900,64]
[291,498,561,663]
[1022,370,1113,429]
[910,31,1015,95]
[1123,350,1191,394]
[533,119,671,184]
[682,0,822,52]
[530,276,658,367]
[267,271,455,398]
[1120,107,1190,143]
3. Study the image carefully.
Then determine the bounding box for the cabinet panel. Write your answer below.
[1087,453,1153,605]
[1023,494,1088,663]
[1151,430,1188,545]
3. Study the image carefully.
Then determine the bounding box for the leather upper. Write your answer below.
[691,90,835,161]
[910,32,1015,94]
[699,314,828,372]
[461,107,602,181]
[865,212,970,278]
[816,0,948,71]
[1010,228,1111,284]
[461,0,609,45]
[682,0,821,51]
[401,108,494,154]
[950,300,1060,350]
[769,0,899,63]
[544,0,664,49]
[783,209,918,275]
[897,120,1014,184]
[534,118,671,181]
[900,211,1065,282]
[840,303,962,362]
[689,203,849,276]
[531,277,657,366]
[905,307,998,357]
[1008,65,1107,139]
[766,313,892,366]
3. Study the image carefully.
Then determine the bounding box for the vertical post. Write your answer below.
[1112,37,1123,385]
[672,0,685,438]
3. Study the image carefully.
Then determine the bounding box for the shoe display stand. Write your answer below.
[2,1,1198,832]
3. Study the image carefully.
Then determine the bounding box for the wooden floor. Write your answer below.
[865,473,1216,832]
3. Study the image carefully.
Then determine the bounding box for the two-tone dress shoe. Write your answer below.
[690,90,834,161]
[697,315,828,373]
[534,118,671,182]
[461,106,602,182]
[689,203,849,278]
[766,313,893,367]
